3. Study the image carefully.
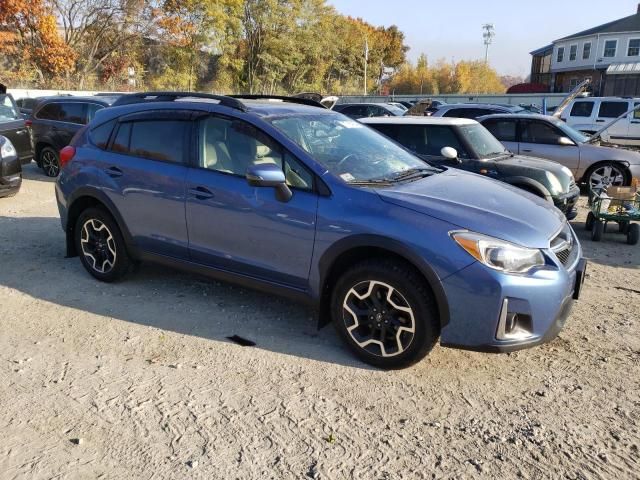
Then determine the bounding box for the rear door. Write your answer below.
[185,114,318,288]
[0,94,31,162]
[99,111,191,259]
[564,100,596,132]
[518,119,580,173]
[595,100,629,142]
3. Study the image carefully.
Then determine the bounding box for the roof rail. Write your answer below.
[111,92,247,111]
[229,94,326,109]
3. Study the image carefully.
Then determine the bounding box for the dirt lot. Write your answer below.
[1,164,639,479]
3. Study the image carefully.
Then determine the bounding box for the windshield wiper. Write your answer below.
[349,178,394,186]
[390,167,436,181]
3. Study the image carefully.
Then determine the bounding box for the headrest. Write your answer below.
[256,144,272,158]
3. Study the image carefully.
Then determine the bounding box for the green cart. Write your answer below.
[585,188,640,245]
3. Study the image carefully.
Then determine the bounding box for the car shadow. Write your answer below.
[0,215,373,370]
[21,162,55,182]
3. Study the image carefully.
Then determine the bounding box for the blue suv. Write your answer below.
[55,92,587,369]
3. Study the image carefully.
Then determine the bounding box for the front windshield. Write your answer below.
[268,113,435,183]
[459,123,508,158]
[549,118,590,143]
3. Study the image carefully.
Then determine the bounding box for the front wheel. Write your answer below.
[40,146,60,177]
[331,259,439,369]
[74,207,131,282]
[585,162,629,191]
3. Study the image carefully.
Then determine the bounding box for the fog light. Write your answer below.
[496,299,534,341]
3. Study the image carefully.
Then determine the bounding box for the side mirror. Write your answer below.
[441,146,461,163]
[558,136,574,146]
[246,163,292,202]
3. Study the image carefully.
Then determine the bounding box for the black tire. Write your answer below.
[619,221,629,234]
[39,146,60,177]
[592,220,604,242]
[628,223,640,246]
[74,207,131,282]
[585,212,595,231]
[330,258,439,369]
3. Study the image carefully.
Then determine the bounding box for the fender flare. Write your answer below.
[64,187,136,257]
[502,176,553,203]
[317,234,451,329]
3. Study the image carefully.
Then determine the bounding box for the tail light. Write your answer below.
[59,146,76,169]
[25,119,32,127]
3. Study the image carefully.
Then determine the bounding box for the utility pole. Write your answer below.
[482,24,495,64]
[364,37,369,95]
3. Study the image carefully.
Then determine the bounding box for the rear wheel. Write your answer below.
[74,207,131,282]
[40,147,60,177]
[628,223,640,245]
[331,259,439,369]
[592,220,604,242]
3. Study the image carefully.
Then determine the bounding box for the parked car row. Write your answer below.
[53,92,587,369]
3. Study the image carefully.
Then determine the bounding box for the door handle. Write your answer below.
[189,186,214,200]
[522,149,532,153]
[596,119,605,123]
[105,166,123,178]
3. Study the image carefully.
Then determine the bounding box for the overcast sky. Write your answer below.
[328,0,640,77]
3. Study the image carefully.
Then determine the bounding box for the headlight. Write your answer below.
[451,231,545,274]
[0,137,17,159]
[561,166,574,179]
[545,172,564,194]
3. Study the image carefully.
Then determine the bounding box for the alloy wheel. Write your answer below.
[342,280,415,358]
[589,164,625,190]
[41,150,60,177]
[80,219,117,274]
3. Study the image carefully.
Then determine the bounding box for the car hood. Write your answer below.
[579,142,640,165]
[377,169,565,248]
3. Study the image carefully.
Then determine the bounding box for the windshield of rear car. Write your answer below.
[268,113,437,183]
[458,123,509,158]
[549,118,590,143]
[0,95,19,121]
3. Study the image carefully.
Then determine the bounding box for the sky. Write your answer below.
[327,0,640,77]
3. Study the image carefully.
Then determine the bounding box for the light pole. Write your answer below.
[364,38,369,95]
[482,24,495,64]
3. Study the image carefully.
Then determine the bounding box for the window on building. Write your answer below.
[556,46,565,63]
[583,42,591,60]
[604,40,617,58]
[628,39,640,56]
[569,45,577,61]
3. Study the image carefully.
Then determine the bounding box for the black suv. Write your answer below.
[333,103,405,119]
[361,117,580,219]
[0,94,34,165]
[31,96,119,176]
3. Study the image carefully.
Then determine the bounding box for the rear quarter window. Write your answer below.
[89,120,116,149]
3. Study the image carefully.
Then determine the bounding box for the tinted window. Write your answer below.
[482,119,517,142]
[341,106,367,118]
[598,101,628,118]
[36,102,86,124]
[521,121,563,145]
[375,124,466,157]
[199,116,313,190]
[89,120,116,149]
[128,121,188,163]
[87,103,104,122]
[35,103,59,120]
[570,101,594,117]
[111,122,131,153]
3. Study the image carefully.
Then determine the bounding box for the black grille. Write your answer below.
[551,225,575,267]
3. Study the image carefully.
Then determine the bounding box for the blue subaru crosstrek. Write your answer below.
[55,92,587,369]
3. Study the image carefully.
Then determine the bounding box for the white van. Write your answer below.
[561,97,640,146]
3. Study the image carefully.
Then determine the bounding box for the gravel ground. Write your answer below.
[1,164,639,479]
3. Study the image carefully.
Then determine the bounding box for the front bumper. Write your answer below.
[553,185,581,220]
[0,173,22,197]
[439,243,585,353]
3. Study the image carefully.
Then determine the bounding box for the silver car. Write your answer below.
[479,114,640,190]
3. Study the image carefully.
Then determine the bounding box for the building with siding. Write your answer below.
[530,4,640,96]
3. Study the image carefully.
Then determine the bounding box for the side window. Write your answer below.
[284,153,313,190]
[59,103,87,124]
[443,108,465,118]
[129,120,188,163]
[89,119,116,149]
[483,120,517,142]
[422,125,466,157]
[570,101,594,117]
[521,121,562,145]
[369,124,398,139]
[634,103,640,120]
[36,103,61,120]
[111,122,131,153]
[598,101,628,118]
[341,106,364,118]
[0,95,19,120]
[87,103,105,122]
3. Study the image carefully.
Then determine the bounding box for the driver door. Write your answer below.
[185,115,319,289]
[518,120,580,173]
